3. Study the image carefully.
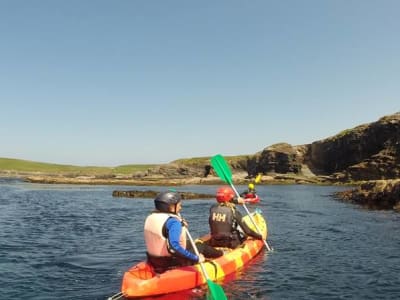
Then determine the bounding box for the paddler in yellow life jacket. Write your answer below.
[209,186,263,249]
[144,190,222,273]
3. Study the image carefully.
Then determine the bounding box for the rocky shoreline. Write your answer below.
[20,171,332,186]
[2,170,399,212]
[112,190,214,199]
[334,179,400,212]
[19,174,400,212]
[2,112,399,211]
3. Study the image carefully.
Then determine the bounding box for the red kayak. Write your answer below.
[244,193,260,204]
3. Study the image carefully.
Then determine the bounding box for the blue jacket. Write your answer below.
[165,217,198,262]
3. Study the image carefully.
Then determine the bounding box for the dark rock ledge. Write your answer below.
[112,190,214,200]
[334,179,400,212]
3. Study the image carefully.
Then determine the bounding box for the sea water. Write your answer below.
[1,178,400,300]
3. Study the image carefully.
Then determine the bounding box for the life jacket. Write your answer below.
[144,212,186,257]
[243,188,255,196]
[209,203,236,239]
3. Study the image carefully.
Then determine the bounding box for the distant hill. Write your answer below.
[0,157,155,177]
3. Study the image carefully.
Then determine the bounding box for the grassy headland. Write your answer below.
[0,156,250,185]
[0,157,155,176]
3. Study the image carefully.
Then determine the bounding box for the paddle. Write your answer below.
[254,173,262,184]
[211,154,272,251]
[184,225,227,300]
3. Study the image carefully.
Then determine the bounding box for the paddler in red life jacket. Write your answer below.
[240,183,257,199]
[209,186,263,249]
[144,190,222,273]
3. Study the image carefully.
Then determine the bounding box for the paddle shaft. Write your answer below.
[211,154,272,251]
[107,292,123,300]
[230,184,272,251]
[185,228,211,281]
[179,210,227,300]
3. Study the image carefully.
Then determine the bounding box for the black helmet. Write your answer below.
[154,191,182,212]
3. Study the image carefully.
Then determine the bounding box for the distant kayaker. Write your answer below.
[240,183,257,198]
[144,190,222,273]
[208,186,263,249]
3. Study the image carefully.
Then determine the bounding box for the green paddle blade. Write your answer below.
[211,154,233,185]
[206,279,227,300]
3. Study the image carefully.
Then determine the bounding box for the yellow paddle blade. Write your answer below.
[254,173,262,184]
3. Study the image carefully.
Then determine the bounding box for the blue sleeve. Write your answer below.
[165,218,198,262]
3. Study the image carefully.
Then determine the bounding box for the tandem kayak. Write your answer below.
[121,212,268,298]
[244,194,260,204]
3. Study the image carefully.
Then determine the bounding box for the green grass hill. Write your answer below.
[0,157,155,176]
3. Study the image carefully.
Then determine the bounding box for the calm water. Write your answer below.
[1,178,400,300]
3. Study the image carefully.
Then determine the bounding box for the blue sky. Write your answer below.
[1,1,399,166]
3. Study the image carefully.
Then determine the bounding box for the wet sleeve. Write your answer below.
[165,218,199,262]
[235,210,263,240]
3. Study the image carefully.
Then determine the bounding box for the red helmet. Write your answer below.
[216,186,235,203]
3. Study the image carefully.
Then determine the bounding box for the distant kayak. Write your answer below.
[120,212,268,298]
[243,193,260,204]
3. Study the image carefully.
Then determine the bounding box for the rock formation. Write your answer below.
[334,179,400,211]
[112,190,214,200]
[307,113,400,181]
[239,112,399,183]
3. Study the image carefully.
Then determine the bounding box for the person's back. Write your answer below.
[144,190,223,273]
[209,186,263,249]
[144,191,203,273]
[209,200,242,248]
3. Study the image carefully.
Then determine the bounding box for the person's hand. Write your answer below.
[237,197,245,204]
[198,254,205,263]
[181,218,188,228]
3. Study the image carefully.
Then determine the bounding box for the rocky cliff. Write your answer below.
[241,112,400,183]
[164,112,399,211]
[308,113,400,181]
[112,112,399,185]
